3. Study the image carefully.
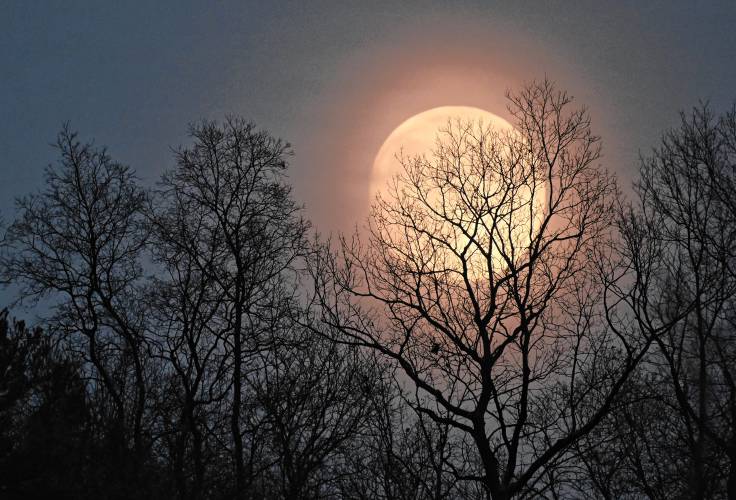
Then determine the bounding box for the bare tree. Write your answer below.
[568,366,685,500]
[160,118,310,497]
[611,103,736,499]
[308,81,652,499]
[251,327,379,499]
[147,187,230,500]
[0,125,152,486]
[336,369,470,500]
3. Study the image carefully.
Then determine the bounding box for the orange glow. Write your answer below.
[293,18,620,235]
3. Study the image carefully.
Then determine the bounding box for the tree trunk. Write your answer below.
[473,424,506,500]
[232,297,245,498]
[690,296,708,500]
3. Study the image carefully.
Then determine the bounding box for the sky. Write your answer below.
[2,0,736,235]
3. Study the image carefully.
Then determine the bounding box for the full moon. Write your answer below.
[370,106,515,203]
[370,105,546,275]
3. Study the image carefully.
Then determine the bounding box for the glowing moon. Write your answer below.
[370,106,515,203]
[370,106,546,275]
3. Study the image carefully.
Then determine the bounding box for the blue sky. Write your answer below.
[2,0,736,234]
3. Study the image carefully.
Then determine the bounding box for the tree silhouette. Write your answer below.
[253,331,379,498]
[3,90,736,499]
[596,103,736,500]
[154,118,318,497]
[0,125,153,495]
[308,80,653,499]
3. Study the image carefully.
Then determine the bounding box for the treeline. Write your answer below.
[0,119,462,500]
[1,82,735,500]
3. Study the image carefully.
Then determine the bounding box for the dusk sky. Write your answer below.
[6,4,736,498]
[3,1,736,232]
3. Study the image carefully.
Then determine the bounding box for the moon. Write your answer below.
[370,106,515,203]
[370,106,545,275]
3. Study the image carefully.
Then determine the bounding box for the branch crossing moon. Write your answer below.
[371,106,546,277]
